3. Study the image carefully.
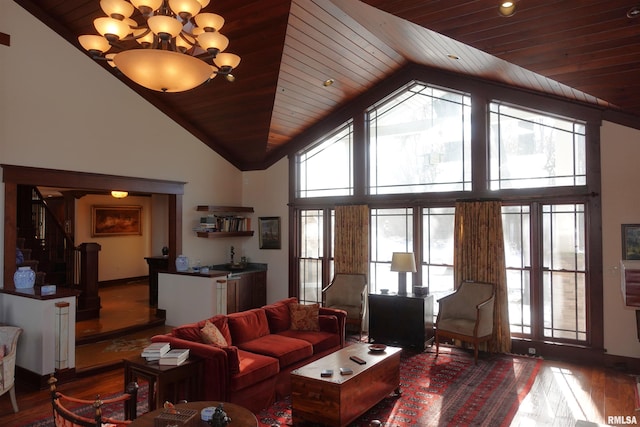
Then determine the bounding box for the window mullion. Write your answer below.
[529,202,544,341]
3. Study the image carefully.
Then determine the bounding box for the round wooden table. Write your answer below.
[129,401,258,427]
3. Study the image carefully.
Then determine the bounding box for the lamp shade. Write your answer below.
[94,17,131,41]
[197,31,229,52]
[78,35,111,54]
[194,13,225,31]
[100,0,134,18]
[113,49,213,92]
[390,252,417,273]
[168,0,202,18]
[148,15,183,38]
[214,52,241,69]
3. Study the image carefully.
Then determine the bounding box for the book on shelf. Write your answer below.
[141,342,170,360]
[196,215,251,233]
[159,348,190,366]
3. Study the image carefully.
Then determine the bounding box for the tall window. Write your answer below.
[291,76,600,353]
[297,122,353,198]
[422,207,455,306]
[369,83,471,194]
[370,208,414,294]
[489,102,586,190]
[542,203,586,341]
[502,205,532,335]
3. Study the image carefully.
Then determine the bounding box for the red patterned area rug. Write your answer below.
[257,346,542,427]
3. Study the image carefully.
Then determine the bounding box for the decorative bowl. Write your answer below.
[368,344,387,352]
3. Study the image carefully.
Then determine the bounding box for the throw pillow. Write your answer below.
[200,320,228,347]
[289,303,320,331]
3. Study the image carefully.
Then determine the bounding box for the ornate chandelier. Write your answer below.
[78,0,241,92]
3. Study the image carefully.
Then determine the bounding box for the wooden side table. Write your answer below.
[368,292,434,350]
[124,355,203,414]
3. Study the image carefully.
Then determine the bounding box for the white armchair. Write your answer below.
[435,281,495,364]
[0,326,22,412]
[323,274,367,340]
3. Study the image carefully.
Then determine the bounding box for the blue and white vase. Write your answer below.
[14,266,35,288]
[175,255,189,272]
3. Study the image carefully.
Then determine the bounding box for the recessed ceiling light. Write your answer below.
[447,54,460,60]
[627,5,640,19]
[498,1,516,17]
[323,78,335,87]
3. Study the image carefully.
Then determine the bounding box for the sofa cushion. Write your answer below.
[173,315,231,344]
[228,309,270,344]
[237,334,313,367]
[263,297,298,333]
[201,320,228,347]
[230,349,279,392]
[289,303,320,331]
[277,330,340,354]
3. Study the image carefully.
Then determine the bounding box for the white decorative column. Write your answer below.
[216,278,228,315]
[55,301,70,370]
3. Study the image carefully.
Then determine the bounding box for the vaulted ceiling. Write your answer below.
[13,0,640,170]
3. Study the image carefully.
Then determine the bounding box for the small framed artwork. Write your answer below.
[92,205,142,237]
[259,216,281,249]
[622,224,640,260]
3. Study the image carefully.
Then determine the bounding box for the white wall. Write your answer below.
[601,120,640,359]
[242,158,290,303]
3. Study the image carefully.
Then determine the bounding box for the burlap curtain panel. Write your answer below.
[453,200,511,353]
[334,205,369,275]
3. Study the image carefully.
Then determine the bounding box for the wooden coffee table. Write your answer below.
[291,342,402,427]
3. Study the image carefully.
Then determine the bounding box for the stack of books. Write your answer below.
[141,342,170,362]
[159,348,190,366]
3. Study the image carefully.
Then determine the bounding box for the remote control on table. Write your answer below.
[321,369,333,377]
[350,355,366,365]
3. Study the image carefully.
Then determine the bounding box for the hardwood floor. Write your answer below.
[0,283,637,426]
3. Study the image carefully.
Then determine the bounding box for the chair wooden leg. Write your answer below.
[9,385,19,412]
[474,344,479,365]
[435,332,440,358]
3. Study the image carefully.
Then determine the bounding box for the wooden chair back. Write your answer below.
[49,375,138,427]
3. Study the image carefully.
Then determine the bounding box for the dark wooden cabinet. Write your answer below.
[226,270,267,313]
[368,293,434,350]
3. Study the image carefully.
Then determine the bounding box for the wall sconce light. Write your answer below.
[390,252,417,296]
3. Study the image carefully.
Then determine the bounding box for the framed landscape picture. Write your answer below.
[259,217,281,249]
[622,224,640,260]
[92,206,142,237]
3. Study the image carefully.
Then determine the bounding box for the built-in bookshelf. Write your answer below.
[194,206,254,238]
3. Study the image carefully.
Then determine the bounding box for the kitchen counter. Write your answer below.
[209,262,268,275]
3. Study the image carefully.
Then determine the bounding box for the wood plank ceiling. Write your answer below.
[12,0,640,170]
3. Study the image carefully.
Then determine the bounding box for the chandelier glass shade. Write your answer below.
[79,0,240,92]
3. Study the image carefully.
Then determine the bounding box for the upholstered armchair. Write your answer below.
[0,326,22,413]
[435,281,495,364]
[322,273,367,339]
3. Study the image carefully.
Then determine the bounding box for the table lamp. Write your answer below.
[390,252,417,296]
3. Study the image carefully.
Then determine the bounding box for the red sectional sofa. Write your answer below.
[151,297,346,413]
